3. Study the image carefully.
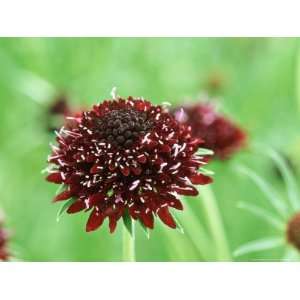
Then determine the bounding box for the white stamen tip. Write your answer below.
[110,87,118,99]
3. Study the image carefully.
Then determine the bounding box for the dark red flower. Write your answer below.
[46,97,212,233]
[0,216,10,261]
[173,102,247,160]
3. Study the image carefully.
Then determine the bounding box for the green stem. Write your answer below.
[180,205,214,261]
[161,223,202,261]
[122,221,135,262]
[200,185,231,261]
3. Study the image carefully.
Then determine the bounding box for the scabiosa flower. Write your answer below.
[0,214,10,261]
[234,148,300,260]
[46,96,213,233]
[173,102,247,160]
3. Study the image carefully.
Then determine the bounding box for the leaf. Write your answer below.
[236,164,288,219]
[238,202,285,230]
[200,185,231,261]
[197,148,214,156]
[138,220,150,239]
[56,198,77,222]
[55,183,64,195]
[264,146,300,211]
[282,247,300,262]
[199,167,215,176]
[107,189,114,197]
[233,237,284,257]
[171,212,184,234]
[122,210,133,237]
[179,202,215,260]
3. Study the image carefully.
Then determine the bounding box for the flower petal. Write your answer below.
[46,173,63,184]
[159,144,171,153]
[173,185,198,196]
[54,190,73,202]
[190,174,213,185]
[157,207,176,228]
[131,166,142,175]
[137,154,147,164]
[167,198,183,210]
[109,216,117,233]
[67,200,86,214]
[90,164,101,174]
[86,210,104,232]
[140,211,154,229]
[89,193,105,206]
[120,166,130,176]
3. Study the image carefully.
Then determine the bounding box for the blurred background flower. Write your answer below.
[173,101,247,160]
[0,211,10,261]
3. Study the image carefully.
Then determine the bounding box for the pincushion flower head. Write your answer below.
[46,96,213,233]
[173,102,247,160]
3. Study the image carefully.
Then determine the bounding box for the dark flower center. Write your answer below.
[97,108,153,148]
[286,212,300,252]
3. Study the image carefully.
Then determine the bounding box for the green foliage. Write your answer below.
[122,210,133,236]
[56,197,77,222]
[171,213,185,234]
[0,37,299,261]
[196,148,214,156]
[138,220,150,239]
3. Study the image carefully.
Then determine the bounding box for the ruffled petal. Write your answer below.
[54,190,73,202]
[46,173,63,184]
[167,198,183,210]
[109,216,117,233]
[157,207,176,228]
[190,173,213,185]
[67,200,86,214]
[140,211,154,229]
[86,210,104,232]
[120,166,130,176]
[173,185,198,196]
[137,154,147,164]
[89,193,105,206]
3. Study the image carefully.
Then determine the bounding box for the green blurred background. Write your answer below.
[0,38,300,261]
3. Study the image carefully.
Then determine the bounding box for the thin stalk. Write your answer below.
[200,185,231,261]
[161,222,203,261]
[180,203,215,261]
[282,246,300,262]
[122,221,135,262]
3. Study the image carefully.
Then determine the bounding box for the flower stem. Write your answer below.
[200,185,231,261]
[122,221,136,262]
